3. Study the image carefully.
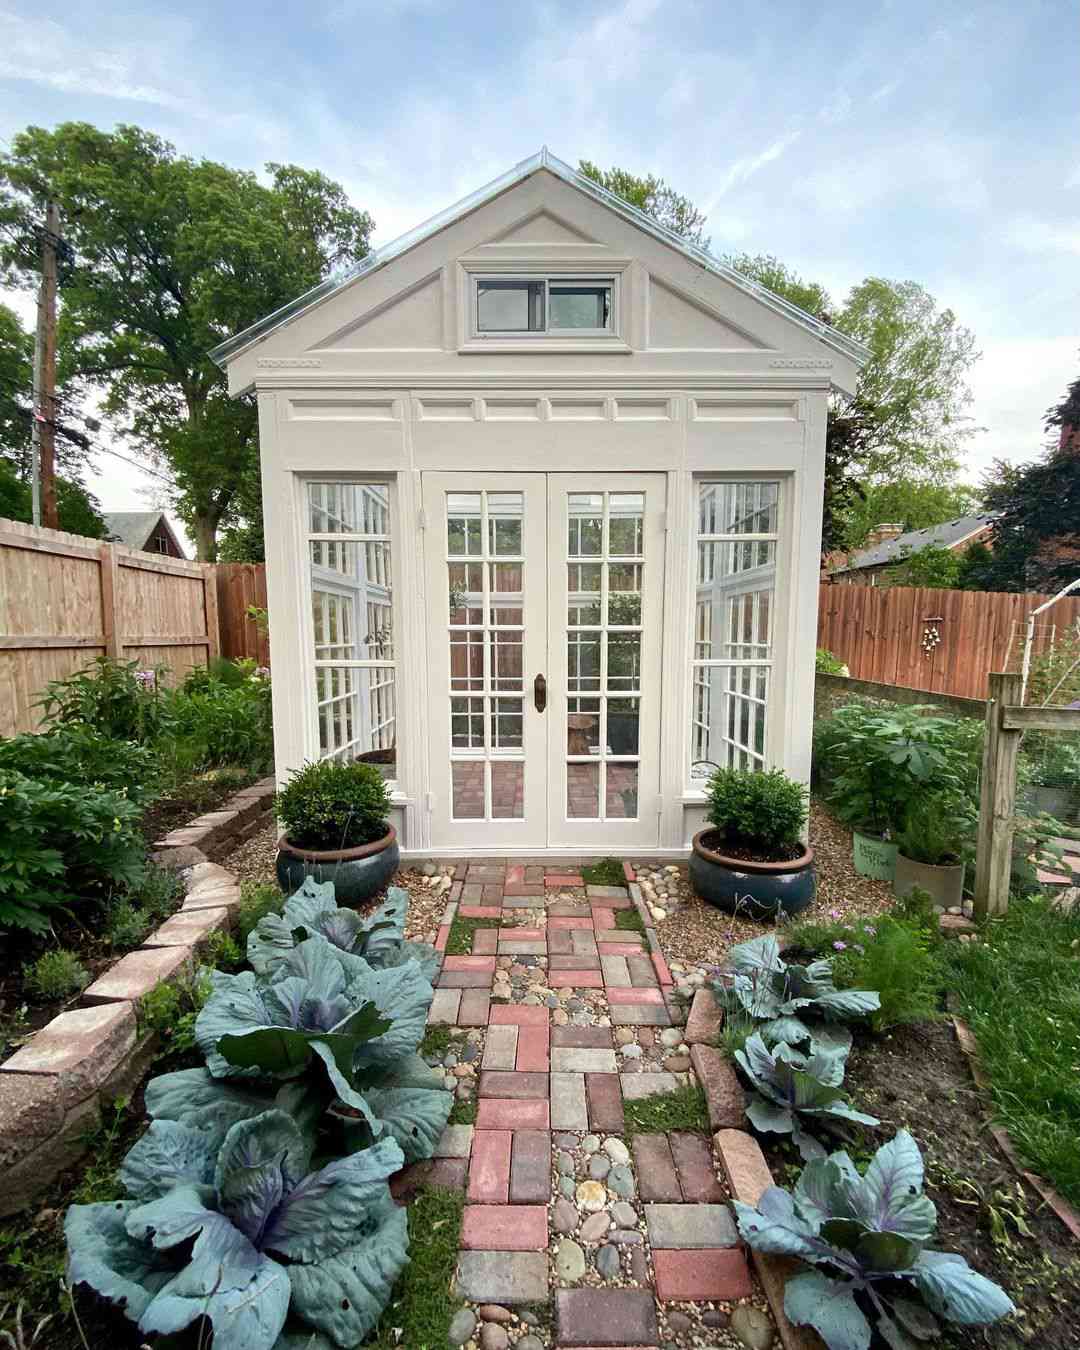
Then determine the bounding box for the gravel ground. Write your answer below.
[221,798,893,972]
[643,798,896,967]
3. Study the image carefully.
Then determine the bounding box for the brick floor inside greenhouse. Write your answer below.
[397,858,779,1350]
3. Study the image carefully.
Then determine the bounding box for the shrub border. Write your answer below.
[0,775,275,1217]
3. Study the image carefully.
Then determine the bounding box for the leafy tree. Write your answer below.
[216,457,265,562]
[845,478,981,550]
[881,544,965,590]
[0,455,104,536]
[578,161,708,246]
[724,257,979,553]
[0,123,373,559]
[966,371,1080,592]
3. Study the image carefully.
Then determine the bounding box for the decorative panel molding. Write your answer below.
[548,397,609,421]
[691,398,798,421]
[287,397,399,422]
[414,397,476,421]
[614,397,673,421]
[481,398,543,421]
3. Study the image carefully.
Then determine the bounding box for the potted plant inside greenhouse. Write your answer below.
[275,757,399,904]
[690,766,816,919]
[893,792,973,910]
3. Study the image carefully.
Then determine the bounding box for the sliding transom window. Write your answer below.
[690,480,780,785]
[474,275,615,336]
[307,480,398,779]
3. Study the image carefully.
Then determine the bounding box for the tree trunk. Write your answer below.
[193,513,219,562]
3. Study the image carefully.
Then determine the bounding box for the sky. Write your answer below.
[0,0,1076,550]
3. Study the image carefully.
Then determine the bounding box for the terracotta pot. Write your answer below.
[689,830,817,921]
[275,825,399,905]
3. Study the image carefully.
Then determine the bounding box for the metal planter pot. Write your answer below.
[689,830,817,921]
[852,830,898,882]
[894,853,965,910]
[276,826,400,907]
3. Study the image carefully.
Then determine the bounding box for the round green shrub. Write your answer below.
[705,766,808,855]
[276,758,392,850]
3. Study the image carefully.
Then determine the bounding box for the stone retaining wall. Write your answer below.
[0,776,275,1217]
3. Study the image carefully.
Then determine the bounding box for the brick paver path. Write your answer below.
[416,859,756,1349]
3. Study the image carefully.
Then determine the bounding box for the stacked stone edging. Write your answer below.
[0,775,274,1217]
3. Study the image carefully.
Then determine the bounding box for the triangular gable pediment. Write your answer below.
[220,155,865,394]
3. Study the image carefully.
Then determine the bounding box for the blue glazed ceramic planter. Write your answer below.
[689,829,816,922]
[276,826,399,907]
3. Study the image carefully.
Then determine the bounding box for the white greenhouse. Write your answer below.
[213,150,866,858]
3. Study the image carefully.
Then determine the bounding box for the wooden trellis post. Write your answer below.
[974,671,1022,919]
[974,669,1080,917]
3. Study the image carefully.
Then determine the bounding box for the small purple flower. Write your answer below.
[134,668,156,690]
[254,666,271,680]
[828,909,842,920]
[832,940,847,951]
[863,925,877,937]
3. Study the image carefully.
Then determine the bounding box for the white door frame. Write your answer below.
[422,470,666,853]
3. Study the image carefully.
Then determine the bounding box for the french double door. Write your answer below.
[423,472,666,851]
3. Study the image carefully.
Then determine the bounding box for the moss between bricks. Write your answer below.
[444,914,500,956]
[365,1186,466,1350]
[622,1082,710,1137]
[613,905,646,934]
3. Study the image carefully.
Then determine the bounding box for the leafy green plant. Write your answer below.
[138,969,213,1056]
[276,758,392,850]
[0,724,160,808]
[248,881,437,982]
[895,791,974,866]
[735,1032,878,1160]
[105,900,152,949]
[445,912,500,956]
[734,1130,1014,1348]
[166,674,273,773]
[366,1183,465,1350]
[712,935,880,1058]
[125,862,184,920]
[36,656,172,744]
[785,910,945,1035]
[235,880,285,941]
[622,1082,709,1137]
[815,648,848,675]
[23,949,89,1001]
[613,905,646,933]
[0,768,145,932]
[704,766,808,857]
[66,1110,408,1349]
[819,702,980,837]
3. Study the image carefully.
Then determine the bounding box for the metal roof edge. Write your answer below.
[210,147,870,370]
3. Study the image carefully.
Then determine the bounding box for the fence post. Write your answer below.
[99,541,121,659]
[973,670,1022,918]
[203,564,221,664]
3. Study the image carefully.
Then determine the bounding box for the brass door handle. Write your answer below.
[534,673,547,713]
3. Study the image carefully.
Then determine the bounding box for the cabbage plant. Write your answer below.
[714,934,880,1057]
[734,1130,1014,1349]
[248,880,438,983]
[66,1108,408,1350]
[735,1032,878,1161]
[150,930,452,1163]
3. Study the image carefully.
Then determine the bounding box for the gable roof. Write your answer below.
[210,148,870,371]
[102,511,186,558]
[836,514,997,572]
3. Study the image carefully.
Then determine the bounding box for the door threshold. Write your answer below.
[401,845,688,860]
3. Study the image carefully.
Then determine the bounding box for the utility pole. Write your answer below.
[30,201,60,529]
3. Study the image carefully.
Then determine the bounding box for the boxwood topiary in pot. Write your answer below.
[275,758,398,905]
[690,766,814,919]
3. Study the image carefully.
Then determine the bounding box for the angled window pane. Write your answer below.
[477,280,544,332]
[549,282,611,330]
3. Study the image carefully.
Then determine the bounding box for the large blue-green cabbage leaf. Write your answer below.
[66,1109,408,1350]
[733,1131,1014,1350]
[248,881,437,984]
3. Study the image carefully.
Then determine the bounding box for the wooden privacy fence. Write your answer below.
[216,562,270,667]
[0,519,219,736]
[818,583,1080,700]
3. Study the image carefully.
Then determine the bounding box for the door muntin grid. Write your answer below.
[565,491,644,821]
[446,491,526,820]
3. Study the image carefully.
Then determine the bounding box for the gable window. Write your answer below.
[474,275,614,336]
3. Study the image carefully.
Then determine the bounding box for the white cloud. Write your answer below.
[965,336,1080,475]
[1003,214,1080,258]
[707,129,803,203]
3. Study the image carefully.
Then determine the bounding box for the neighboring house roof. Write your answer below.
[210,147,870,371]
[102,511,186,558]
[835,514,997,573]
